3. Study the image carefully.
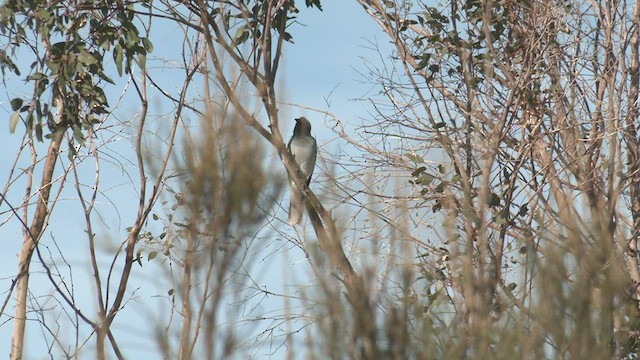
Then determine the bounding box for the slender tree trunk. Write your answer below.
[178,230,195,360]
[626,0,640,311]
[96,328,107,360]
[10,129,63,360]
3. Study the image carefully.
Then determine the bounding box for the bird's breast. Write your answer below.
[289,137,317,176]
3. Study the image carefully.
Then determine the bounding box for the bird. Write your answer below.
[287,117,317,226]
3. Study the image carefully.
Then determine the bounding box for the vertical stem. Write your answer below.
[626,0,640,310]
[178,230,195,360]
[10,129,64,360]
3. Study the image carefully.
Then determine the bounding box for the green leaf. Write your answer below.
[35,123,43,142]
[99,72,115,85]
[93,87,108,107]
[73,126,85,145]
[68,144,77,161]
[488,192,500,207]
[142,37,154,52]
[518,204,529,217]
[233,26,249,45]
[136,53,146,70]
[47,60,60,73]
[407,153,424,164]
[148,251,158,261]
[25,112,34,130]
[152,213,159,220]
[10,98,23,111]
[415,53,431,71]
[411,166,426,177]
[416,173,434,186]
[114,43,123,76]
[78,50,98,65]
[9,111,20,133]
[305,0,322,10]
[26,72,47,81]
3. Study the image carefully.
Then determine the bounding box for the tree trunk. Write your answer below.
[10,130,63,360]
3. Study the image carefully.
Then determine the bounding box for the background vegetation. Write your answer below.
[1,0,640,358]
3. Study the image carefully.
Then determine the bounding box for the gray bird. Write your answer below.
[287,117,317,225]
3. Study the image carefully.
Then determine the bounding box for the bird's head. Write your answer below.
[294,117,312,135]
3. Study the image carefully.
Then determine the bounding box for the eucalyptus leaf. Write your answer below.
[407,153,424,164]
[114,43,123,76]
[9,111,20,134]
[10,98,23,111]
[35,123,43,142]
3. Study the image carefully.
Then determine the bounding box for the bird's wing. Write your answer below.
[304,137,317,185]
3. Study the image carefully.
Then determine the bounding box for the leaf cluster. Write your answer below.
[1,0,152,145]
[212,0,321,46]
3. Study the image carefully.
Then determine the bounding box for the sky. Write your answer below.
[0,1,397,358]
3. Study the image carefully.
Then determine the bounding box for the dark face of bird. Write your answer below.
[294,117,312,136]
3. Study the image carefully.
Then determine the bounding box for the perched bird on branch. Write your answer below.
[287,117,317,226]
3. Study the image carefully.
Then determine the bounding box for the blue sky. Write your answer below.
[0,2,396,358]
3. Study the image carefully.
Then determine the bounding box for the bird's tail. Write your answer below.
[288,182,304,226]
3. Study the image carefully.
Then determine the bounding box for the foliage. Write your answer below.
[1,0,150,145]
[2,0,640,359]
[348,0,640,357]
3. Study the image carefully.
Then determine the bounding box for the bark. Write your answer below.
[10,129,64,360]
